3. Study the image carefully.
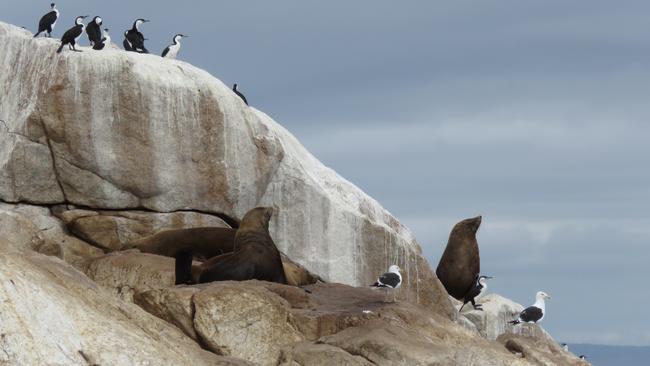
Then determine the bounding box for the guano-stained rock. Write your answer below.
[0,21,450,312]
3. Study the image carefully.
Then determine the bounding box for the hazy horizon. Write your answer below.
[2,0,649,347]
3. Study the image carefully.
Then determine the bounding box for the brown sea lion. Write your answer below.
[195,207,288,284]
[123,227,236,284]
[436,216,482,300]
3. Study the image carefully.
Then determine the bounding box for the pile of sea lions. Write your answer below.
[122,206,318,287]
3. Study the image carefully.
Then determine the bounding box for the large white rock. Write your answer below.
[0,21,450,311]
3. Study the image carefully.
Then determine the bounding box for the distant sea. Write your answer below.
[567,344,650,366]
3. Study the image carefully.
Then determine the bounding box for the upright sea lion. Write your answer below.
[196,207,288,284]
[436,216,482,300]
[123,227,236,284]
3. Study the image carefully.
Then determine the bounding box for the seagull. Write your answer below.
[509,291,551,325]
[371,265,402,302]
[459,274,493,312]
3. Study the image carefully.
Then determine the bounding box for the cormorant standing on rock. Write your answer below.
[86,16,102,46]
[162,34,188,59]
[125,19,149,53]
[459,275,493,312]
[34,3,59,38]
[93,28,111,50]
[233,84,248,105]
[56,16,88,53]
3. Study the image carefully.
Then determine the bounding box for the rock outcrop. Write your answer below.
[0,21,449,312]
[0,21,587,366]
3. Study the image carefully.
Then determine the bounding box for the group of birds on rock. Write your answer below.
[32,3,249,105]
[34,3,184,59]
[372,267,550,327]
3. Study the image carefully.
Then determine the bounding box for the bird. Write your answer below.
[56,15,88,53]
[459,274,493,312]
[561,343,569,352]
[34,3,59,38]
[232,84,249,105]
[161,34,188,59]
[122,31,133,51]
[509,291,551,325]
[125,19,150,53]
[579,355,587,360]
[92,28,111,50]
[85,16,103,46]
[371,265,402,302]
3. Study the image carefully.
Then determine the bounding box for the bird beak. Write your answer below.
[83,15,89,19]
[485,276,494,279]
[183,35,190,38]
[144,19,151,23]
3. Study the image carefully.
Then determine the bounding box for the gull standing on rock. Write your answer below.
[161,34,188,59]
[371,265,402,302]
[509,291,551,325]
[56,15,88,53]
[34,3,59,38]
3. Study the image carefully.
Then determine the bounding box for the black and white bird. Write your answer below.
[85,16,103,46]
[579,355,587,360]
[56,15,88,53]
[92,28,111,50]
[125,19,150,53]
[509,291,551,325]
[122,31,133,51]
[560,343,569,352]
[459,275,493,312]
[233,84,248,105]
[161,34,188,59]
[371,265,402,302]
[34,3,59,38]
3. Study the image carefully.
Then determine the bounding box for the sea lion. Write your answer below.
[436,216,482,300]
[196,207,288,284]
[123,227,236,284]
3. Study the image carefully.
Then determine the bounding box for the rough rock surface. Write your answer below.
[135,281,584,366]
[0,202,104,271]
[459,293,526,340]
[53,206,231,251]
[0,244,251,366]
[0,21,449,311]
[86,251,176,302]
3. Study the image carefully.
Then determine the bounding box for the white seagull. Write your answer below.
[370,265,402,302]
[509,291,551,325]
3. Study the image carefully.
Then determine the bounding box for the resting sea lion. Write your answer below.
[195,207,288,284]
[436,216,482,300]
[123,227,236,284]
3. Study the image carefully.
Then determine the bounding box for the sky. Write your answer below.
[3,0,650,346]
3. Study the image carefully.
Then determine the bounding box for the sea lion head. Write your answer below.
[453,215,482,235]
[240,206,274,231]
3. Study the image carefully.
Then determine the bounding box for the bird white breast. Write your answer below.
[166,43,180,59]
[76,25,85,42]
[52,9,59,28]
[96,17,102,24]
[104,34,111,44]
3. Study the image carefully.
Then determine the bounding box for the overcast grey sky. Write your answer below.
[3,0,650,346]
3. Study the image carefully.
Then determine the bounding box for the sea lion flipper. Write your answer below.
[175,250,194,285]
